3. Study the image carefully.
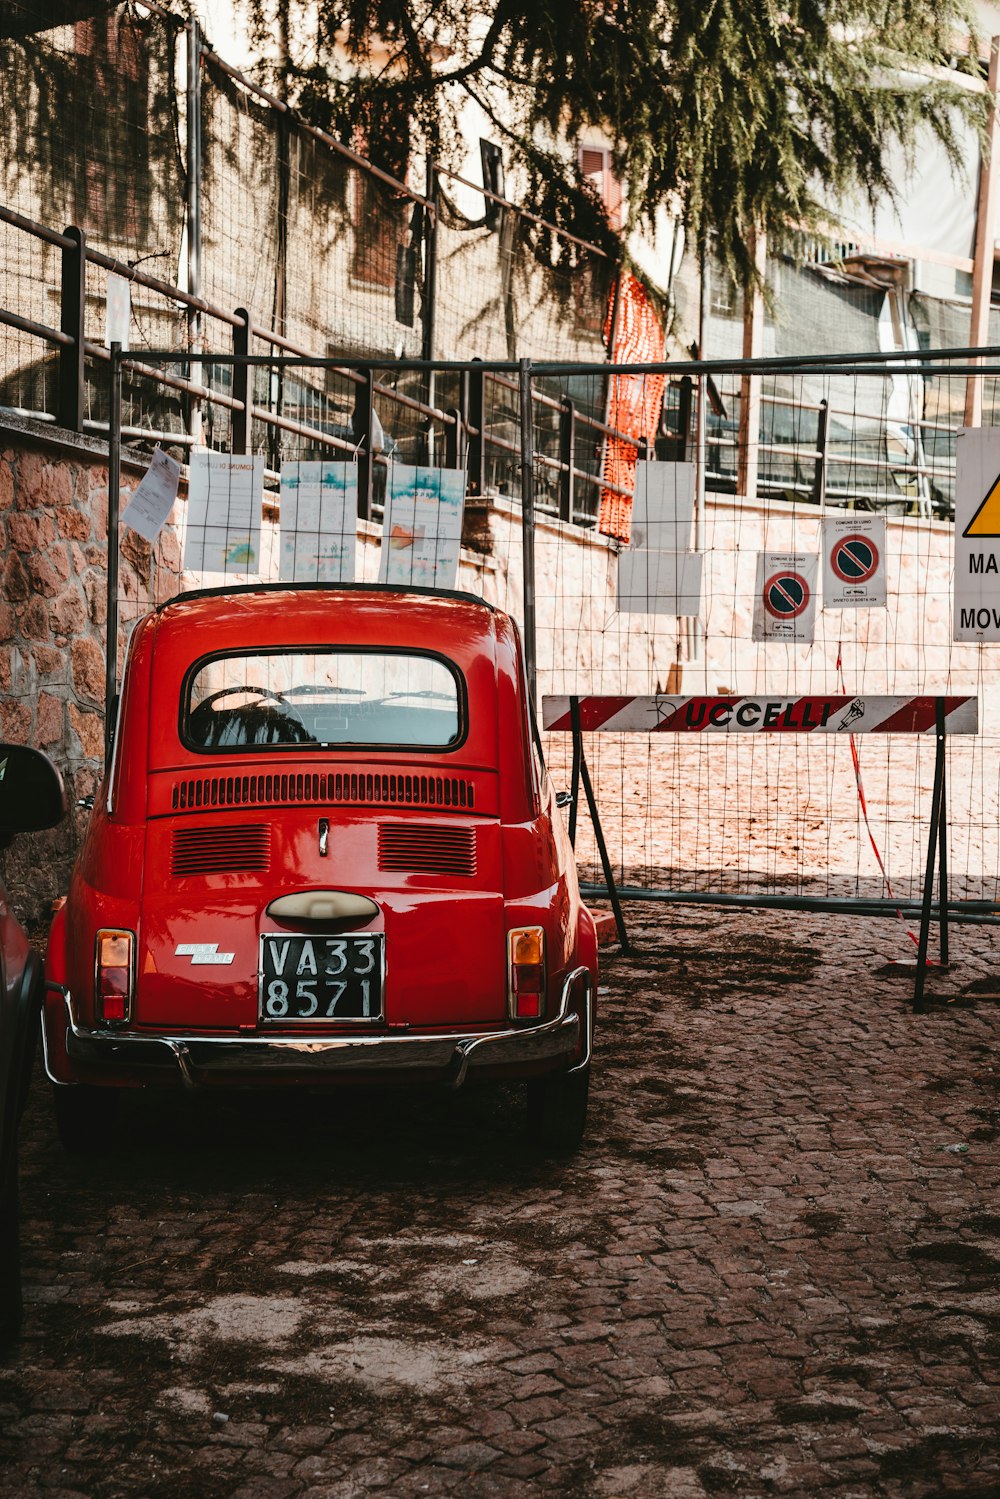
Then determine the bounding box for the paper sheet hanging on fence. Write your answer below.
[752,552,819,642]
[617,549,703,616]
[121,448,180,543]
[183,452,265,574]
[954,426,1000,641]
[629,461,696,551]
[378,465,465,588]
[822,514,887,608]
[105,271,130,351]
[278,461,358,582]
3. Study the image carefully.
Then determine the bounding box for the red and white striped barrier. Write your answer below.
[542,695,978,735]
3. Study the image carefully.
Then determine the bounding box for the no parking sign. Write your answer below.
[822,515,886,608]
[752,552,818,641]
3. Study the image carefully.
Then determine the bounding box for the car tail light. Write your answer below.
[95,929,134,1026]
[508,926,545,1021]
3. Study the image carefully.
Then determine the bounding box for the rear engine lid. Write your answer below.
[134,808,507,1029]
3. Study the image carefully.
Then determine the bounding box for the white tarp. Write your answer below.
[629,460,696,550]
[835,105,977,264]
[617,549,703,616]
[617,460,702,615]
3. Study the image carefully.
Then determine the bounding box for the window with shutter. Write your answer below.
[578,144,622,231]
[73,14,146,243]
[349,116,410,293]
[351,173,406,291]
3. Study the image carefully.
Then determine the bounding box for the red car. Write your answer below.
[44,585,597,1151]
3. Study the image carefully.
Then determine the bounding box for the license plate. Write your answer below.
[259,933,384,1023]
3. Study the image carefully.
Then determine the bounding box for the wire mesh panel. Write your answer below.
[101,354,1000,932]
[434,184,614,365]
[522,364,1000,917]
[0,1,184,418]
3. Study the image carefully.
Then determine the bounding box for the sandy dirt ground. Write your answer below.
[1,902,998,1498]
[543,734,1000,909]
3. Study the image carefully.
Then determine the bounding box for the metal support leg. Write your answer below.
[571,699,630,952]
[568,697,582,848]
[914,703,947,1010]
[937,700,950,966]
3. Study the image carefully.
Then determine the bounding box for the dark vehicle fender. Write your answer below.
[1,949,44,1152]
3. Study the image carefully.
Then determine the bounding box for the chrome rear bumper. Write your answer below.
[54,968,592,1091]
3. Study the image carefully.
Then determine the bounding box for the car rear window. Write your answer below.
[184,651,463,750]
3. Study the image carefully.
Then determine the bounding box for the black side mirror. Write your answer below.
[555,790,574,809]
[0,744,66,839]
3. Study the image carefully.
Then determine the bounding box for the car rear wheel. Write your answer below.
[526,1065,590,1154]
[52,1085,121,1153]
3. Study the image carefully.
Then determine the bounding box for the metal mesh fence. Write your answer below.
[3,0,993,542]
[4,8,1000,940]
[103,353,1000,932]
[434,184,614,365]
[0,3,626,473]
[0,1,184,421]
[525,364,1000,915]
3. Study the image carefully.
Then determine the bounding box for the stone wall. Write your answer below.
[0,418,182,919]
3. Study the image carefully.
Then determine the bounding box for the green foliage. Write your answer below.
[242,0,987,287]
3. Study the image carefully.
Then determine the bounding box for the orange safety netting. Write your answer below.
[598,272,666,541]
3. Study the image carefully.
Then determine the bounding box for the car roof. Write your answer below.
[157,581,494,614]
[151,584,499,659]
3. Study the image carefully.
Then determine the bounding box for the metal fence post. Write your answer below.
[813,398,828,505]
[422,164,439,462]
[558,395,575,522]
[357,369,374,520]
[518,358,537,708]
[58,225,86,432]
[466,359,485,496]
[445,408,463,469]
[186,15,203,445]
[677,375,693,462]
[105,343,122,769]
[231,307,251,455]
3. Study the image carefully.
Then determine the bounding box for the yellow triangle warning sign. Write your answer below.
[964,469,1000,538]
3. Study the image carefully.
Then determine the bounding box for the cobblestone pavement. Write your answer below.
[2,904,999,1498]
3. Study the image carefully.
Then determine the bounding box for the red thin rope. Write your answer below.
[836,642,920,951]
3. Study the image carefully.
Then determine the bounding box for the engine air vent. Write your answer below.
[378,824,476,878]
[171,824,271,878]
[171,771,475,813]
